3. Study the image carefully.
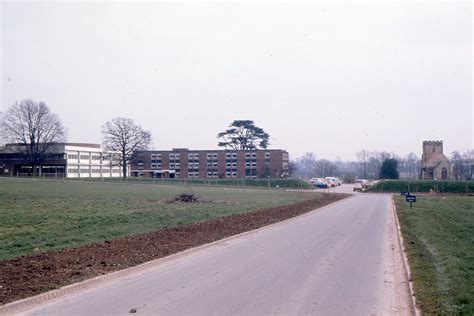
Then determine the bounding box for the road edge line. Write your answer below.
[391,196,420,316]
[0,194,353,315]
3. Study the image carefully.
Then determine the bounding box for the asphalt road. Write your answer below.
[18,187,413,315]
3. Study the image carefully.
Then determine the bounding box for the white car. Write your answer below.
[353,183,363,191]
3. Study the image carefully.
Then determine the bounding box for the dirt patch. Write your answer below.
[0,193,348,305]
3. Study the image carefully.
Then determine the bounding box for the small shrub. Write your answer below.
[175,192,199,203]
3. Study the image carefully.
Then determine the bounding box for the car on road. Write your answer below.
[354,179,370,190]
[353,183,364,191]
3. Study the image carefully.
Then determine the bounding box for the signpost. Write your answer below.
[400,191,416,209]
[405,194,417,209]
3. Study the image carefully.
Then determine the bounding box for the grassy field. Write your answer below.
[86,177,313,189]
[0,178,318,260]
[368,180,473,193]
[395,195,474,314]
[2,175,313,189]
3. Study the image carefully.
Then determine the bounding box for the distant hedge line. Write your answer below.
[71,177,313,189]
[367,180,474,193]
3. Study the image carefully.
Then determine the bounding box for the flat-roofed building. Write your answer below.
[130,148,289,179]
[0,143,122,178]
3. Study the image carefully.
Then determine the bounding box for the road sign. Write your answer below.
[406,194,416,209]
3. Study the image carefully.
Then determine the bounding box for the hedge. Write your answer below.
[366,180,474,193]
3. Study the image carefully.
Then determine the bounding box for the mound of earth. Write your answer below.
[0,193,348,305]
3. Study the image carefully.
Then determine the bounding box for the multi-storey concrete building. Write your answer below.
[0,143,122,178]
[130,148,289,179]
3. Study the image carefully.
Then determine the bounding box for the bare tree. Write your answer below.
[356,149,370,179]
[406,153,420,179]
[102,117,151,178]
[464,149,474,180]
[0,99,66,175]
[315,159,337,177]
[450,151,464,180]
[299,152,317,179]
[451,149,474,180]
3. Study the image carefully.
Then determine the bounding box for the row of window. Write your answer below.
[141,163,261,169]
[68,168,120,174]
[67,154,114,161]
[138,162,282,171]
[143,152,275,163]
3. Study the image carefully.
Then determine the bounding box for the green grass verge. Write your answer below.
[0,178,317,260]
[368,180,473,193]
[395,195,474,314]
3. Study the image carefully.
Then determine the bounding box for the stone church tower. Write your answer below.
[420,141,452,180]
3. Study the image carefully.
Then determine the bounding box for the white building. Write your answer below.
[64,144,123,178]
[0,143,124,178]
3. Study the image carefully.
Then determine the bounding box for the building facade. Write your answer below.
[0,143,122,178]
[420,140,453,180]
[130,148,289,179]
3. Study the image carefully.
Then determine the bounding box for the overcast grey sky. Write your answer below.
[1,2,472,160]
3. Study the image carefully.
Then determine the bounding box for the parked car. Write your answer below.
[325,178,337,187]
[313,178,329,188]
[325,177,341,186]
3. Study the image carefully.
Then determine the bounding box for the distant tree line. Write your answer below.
[290,149,473,181]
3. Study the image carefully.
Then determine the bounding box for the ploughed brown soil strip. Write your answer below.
[0,193,348,305]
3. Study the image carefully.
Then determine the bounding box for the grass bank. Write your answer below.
[395,195,474,314]
[0,178,316,260]
[368,180,473,193]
